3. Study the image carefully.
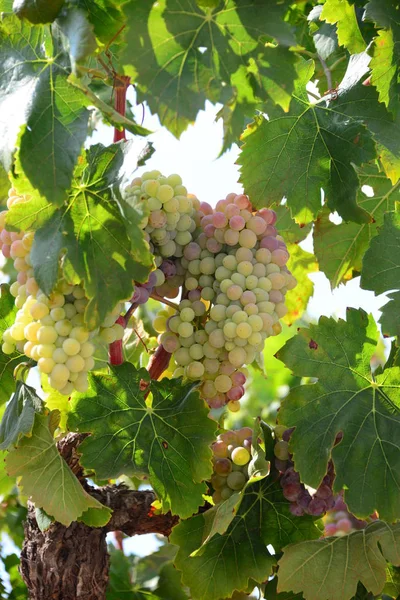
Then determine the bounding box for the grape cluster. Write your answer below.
[125,170,201,300]
[156,192,296,411]
[324,494,377,537]
[209,427,253,504]
[273,425,335,517]
[0,190,124,395]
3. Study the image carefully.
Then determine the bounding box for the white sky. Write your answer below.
[1,96,390,573]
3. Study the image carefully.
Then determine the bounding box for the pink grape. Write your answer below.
[229,215,245,231]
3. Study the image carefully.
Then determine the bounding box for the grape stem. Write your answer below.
[113,75,130,143]
[108,316,125,366]
[123,301,139,327]
[150,292,179,310]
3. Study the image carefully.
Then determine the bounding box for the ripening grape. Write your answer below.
[209,427,254,504]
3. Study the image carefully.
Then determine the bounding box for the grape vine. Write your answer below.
[0,2,399,600]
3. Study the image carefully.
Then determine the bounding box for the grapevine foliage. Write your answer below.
[0,1,399,600]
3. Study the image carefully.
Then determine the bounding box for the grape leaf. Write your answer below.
[277,308,400,521]
[0,284,26,406]
[314,166,400,287]
[155,562,189,600]
[12,0,65,24]
[284,244,317,325]
[275,205,312,245]
[364,0,400,116]
[68,364,217,518]
[361,208,400,296]
[5,412,111,526]
[320,0,366,54]
[239,59,376,224]
[0,450,15,496]
[171,477,320,600]
[7,143,152,328]
[107,547,160,600]
[308,6,338,61]
[380,291,400,340]
[277,521,400,600]
[264,576,303,599]
[56,6,97,70]
[77,0,125,43]
[0,16,89,205]
[121,0,295,137]
[0,382,42,450]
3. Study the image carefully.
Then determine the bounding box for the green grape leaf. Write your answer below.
[68,364,217,518]
[277,521,400,600]
[250,48,299,113]
[56,7,97,70]
[308,6,338,61]
[364,0,400,116]
[77,0,125,43]
[264,576,303,599]
[35,506,53,532]
[0,382,42,450]
[314,166,400,287]
[284,244,317,326]
[275,205,312,245]
[12,0,64,23]
[0,284,26,406]
[121,0,295,138]
[320,0,366,54]
[277,308,400,521]
[0,16,89,205]
[239,59,376,224]
[107,547,160,600]
[155,562,189,600]
[172,477,321,600]
[41,374,71,430]
[380,291,400,340]
[0,450,15,496]
[361,208,400,295]
[5,412,112,526]
[8,143,152,328]
[384,564,400,598]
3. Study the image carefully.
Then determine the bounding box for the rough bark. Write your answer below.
[20,433,179,600]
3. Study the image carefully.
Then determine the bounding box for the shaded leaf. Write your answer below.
[172,477,320,600]
[155,562,189,600]
[308,5,338,61]
[321,0,366,54]
[0,450,15,497]
[56,7,97,70]
[69,364,217,518]
[0,16,89,204]
[361,208,400,295]
[35,506,53,531]
[275,205,312,245]
[277,521,400,600]
[277,309,400,521]
[77,0,125,43]
[8,143,152,328]
[314,166,400,287]
[106,547,159,600]
[6,412,111,526]
[380,291,400,340]
[13,0,64,23]
[0,382,42,450]
[0,284,25,406]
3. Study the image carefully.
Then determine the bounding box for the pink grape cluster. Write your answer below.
[274,425,335,517]
[157,192,296,411]
[324,494,378,537]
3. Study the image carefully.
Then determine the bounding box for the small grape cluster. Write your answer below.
[0,189,124,395]
[324,494,377,537]
[273,425,335,517]
[125,170,201,300]
[209,427,253,504]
